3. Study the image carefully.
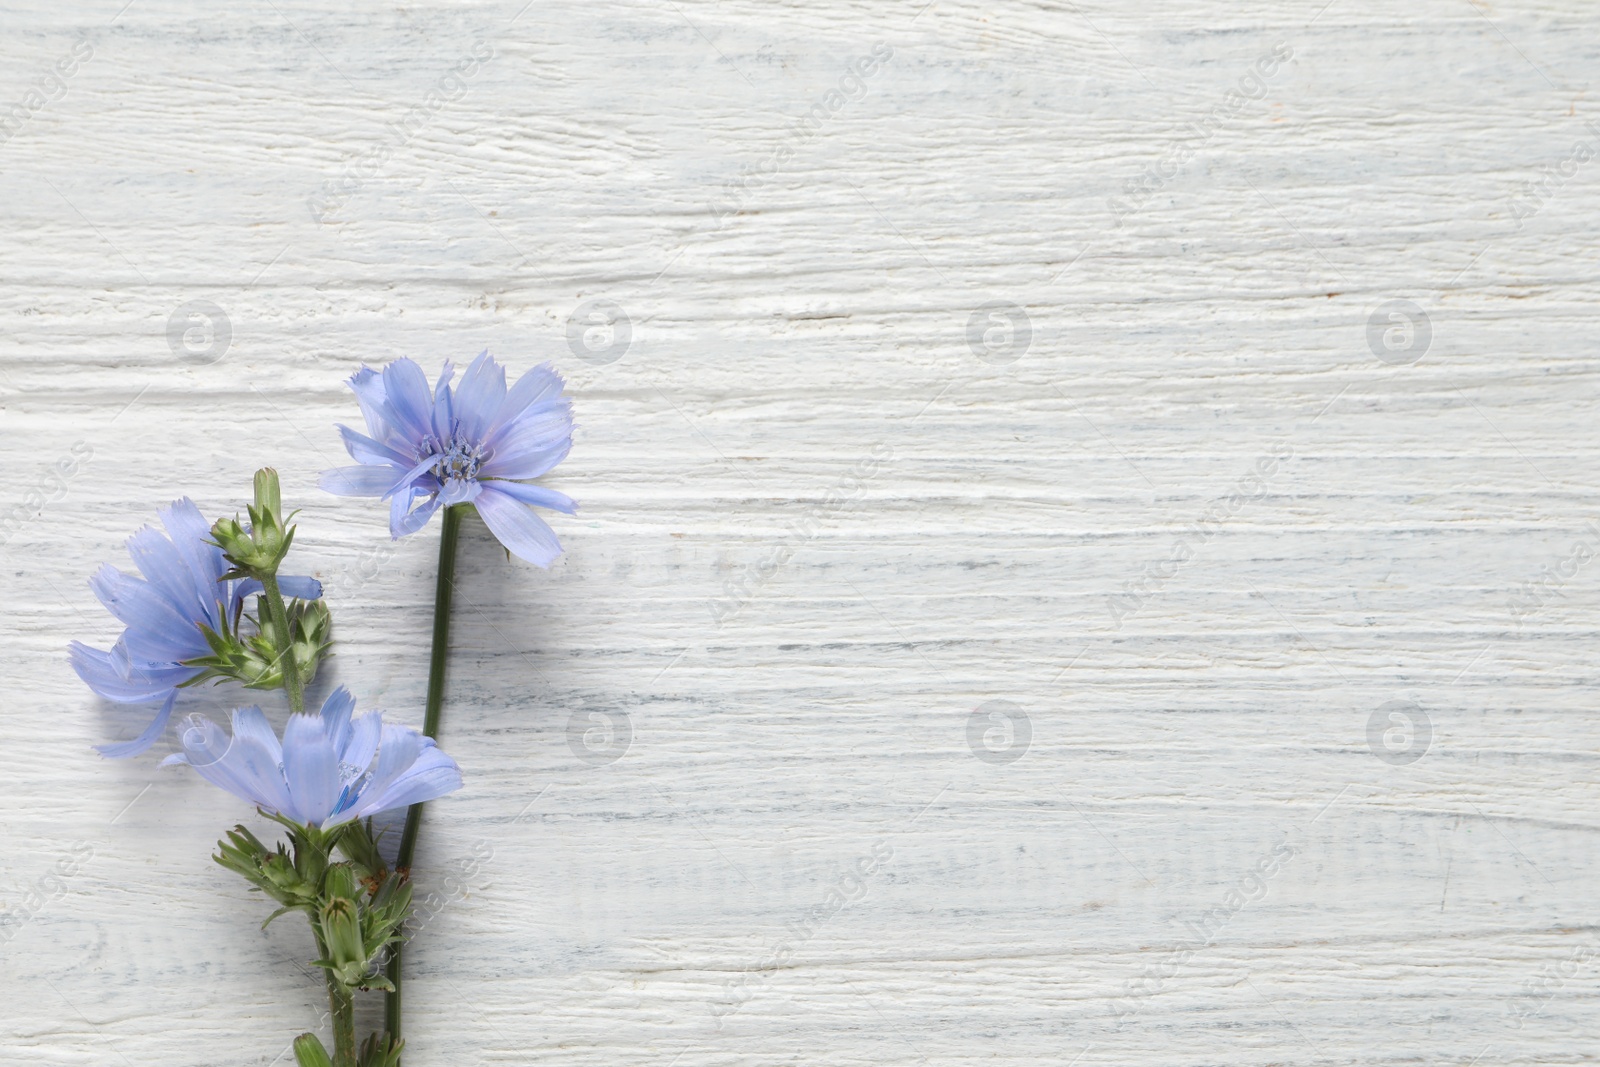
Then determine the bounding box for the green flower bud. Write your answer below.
[317,865,375,989]
[321,897,366,982]
[182,597,332,693]
[213,825,320,924]
[292,1033,334,1067]
[212,468,297,582]
[255,467,283,519]
[290,598,334,684]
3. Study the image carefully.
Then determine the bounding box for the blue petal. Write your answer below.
[363,724,422,798]
[482,481,577,514]
[321,464,398,497]
[452,352,507,442]
[382,453,443,501]
[351,745,462,821]
[282,714,342,826]
[228,707,292,813]
[393,491,443,538]
[473,487,564,567]
[338,424,412,467]
[488,363,565,441]
[168,710,287,815]
[479,436,572,482]
[69,641,193,703]
[124,523,197,615]
[232,706,284,763]
[431,362,456,440]
[379,359,436,444]
[159,499,226,616]
[88,566,205,663]
[347,366,393,440]
[95,690,178,758]
[341,711,382,778]
[319,687,357,750]
[276,575,324,600]
[480,404,572,471]
[161,696,461,830]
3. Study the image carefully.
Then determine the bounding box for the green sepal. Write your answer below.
[334,818,387,883]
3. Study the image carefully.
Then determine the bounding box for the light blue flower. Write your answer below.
[320,353,576,566]
[69,498,323,758]
[161,687,463,830]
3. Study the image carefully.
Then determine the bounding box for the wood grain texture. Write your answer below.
[2,0,1598,1063]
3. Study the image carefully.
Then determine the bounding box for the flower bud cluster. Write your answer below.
[212,468,296,581]
[217,817,411,1067]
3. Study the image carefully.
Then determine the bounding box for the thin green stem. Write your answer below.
[327,976,357,1067]
[384,503,463,1056]
[310,922,357,1067]
[261,573,306,715]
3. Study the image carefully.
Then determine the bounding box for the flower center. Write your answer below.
[332,762,370,815]
[419,432,483,483]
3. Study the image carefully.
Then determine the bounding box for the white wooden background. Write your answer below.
[2,0,1598,1063]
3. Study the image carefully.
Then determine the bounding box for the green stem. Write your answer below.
[311,922,357,1067]
[385,504,463,1056]
[327,976,357,1067]
[261,573,306,715]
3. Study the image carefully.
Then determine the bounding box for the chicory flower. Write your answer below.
[162,687,463,830]
[69,498,323,758]
[320,353,576,566]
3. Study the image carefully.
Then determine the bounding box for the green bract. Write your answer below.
[183,595,331,692]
